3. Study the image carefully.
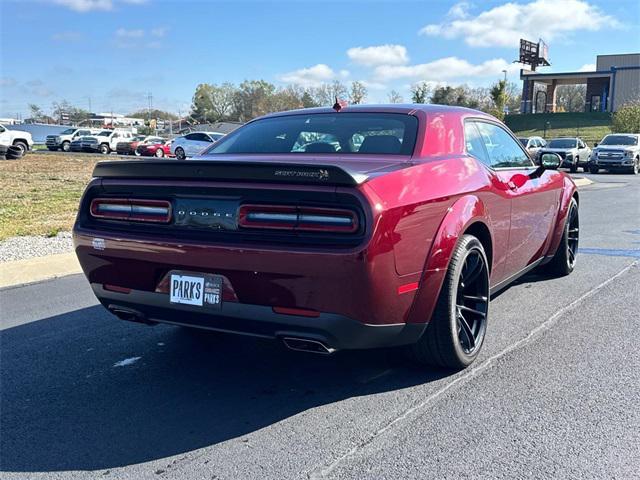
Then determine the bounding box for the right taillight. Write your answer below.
[238,205,358,233]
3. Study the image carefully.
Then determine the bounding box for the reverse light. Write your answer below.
[238,205,358,233]
[90,198,172,223]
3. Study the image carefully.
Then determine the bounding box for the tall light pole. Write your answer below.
[502,70,508,83]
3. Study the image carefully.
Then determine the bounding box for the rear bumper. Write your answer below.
[92,283,424,350]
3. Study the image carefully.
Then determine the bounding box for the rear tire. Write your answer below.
[155,148,165,157]
[546,198,579,277]
[407,235,490,369]
[175,147,186,160]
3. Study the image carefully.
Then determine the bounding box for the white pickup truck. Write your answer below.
[0,124,34,155]
[71,129,135,154]
[45,128,99,152]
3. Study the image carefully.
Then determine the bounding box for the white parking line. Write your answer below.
[310,260,638,479]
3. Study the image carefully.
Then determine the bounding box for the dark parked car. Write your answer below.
[73,105,578,369]
[538,137,591,173]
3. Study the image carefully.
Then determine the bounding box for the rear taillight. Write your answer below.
[90,198,171,223]
[238,205,358,233]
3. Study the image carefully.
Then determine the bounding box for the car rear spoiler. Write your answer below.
[92,160,362,186]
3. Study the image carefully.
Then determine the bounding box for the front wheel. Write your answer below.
[61,141,70,152]
[546,198,579,277]
[100,143,110,155]
[407,234,490,369]
[589,165,599,174]
[175,147,186,160]
[631,158,639,175]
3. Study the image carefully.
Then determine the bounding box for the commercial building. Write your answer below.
[520,53,640,113]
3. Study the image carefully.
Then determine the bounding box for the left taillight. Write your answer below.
[238,205,358,233]
[90,198,172,223]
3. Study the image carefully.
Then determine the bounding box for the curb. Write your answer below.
[573,177,594,187]
[0,252,82,289]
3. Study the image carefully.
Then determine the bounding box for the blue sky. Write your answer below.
[1,0,638,118]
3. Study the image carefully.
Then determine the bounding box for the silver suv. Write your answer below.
[589,134,640,175]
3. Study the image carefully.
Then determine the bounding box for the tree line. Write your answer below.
[24,82,592,126]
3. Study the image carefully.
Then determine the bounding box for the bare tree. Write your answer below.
[349,81,367,104]
[388,90,403,103]
[312,81,348,106]
[556,85,586,112]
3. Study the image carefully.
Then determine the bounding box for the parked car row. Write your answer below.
[44,128,226,159]
[518,133,639,174]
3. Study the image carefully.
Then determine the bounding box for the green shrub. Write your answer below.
[612,103,640,133]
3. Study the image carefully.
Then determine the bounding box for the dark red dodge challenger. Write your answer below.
[73,104,578,369]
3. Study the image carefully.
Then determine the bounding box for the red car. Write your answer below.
[73,105,578,369]
[136,140,172,157]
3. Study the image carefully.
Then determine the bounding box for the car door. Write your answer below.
[577,139,590,162]
[0,125,10,145]
[192,133,212,156]
[182,134,199,156]
[474,121,563,277]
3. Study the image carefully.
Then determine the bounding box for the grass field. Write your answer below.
[0,153,99,240]
[505,112,613,145]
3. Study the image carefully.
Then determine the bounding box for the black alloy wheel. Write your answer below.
[408,234,490,369]
[546,198,579,276]
[455,249,489,355]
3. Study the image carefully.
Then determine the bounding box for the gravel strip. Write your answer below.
[0,232,73,263]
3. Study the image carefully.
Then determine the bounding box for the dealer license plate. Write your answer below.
[169,274,222,308]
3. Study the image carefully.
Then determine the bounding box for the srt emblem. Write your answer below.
[274,169,330,181]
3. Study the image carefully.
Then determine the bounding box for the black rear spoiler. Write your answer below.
[92,160,361,186]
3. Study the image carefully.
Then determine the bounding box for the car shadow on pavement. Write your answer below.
[0,306,449,473]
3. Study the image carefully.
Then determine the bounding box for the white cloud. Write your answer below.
[447,1,471,19]
[52,0,113,12]
[347,44,409,67]
[51,31,83,42]
[113,28,166,48]
[578,63,596,72]
[50,0,148,12]
[374,56,520,82]
[151,27,168,37]
[420,0,620,47]
[116,28,144,38]
[279,64,340,87]
[0,77,17,88]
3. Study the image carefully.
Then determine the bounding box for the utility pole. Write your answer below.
[502,70,507,83]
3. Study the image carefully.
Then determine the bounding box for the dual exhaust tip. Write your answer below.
[281,337,336,355]
[109,305,336,355]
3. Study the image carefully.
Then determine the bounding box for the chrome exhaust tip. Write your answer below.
[282,337,336,355]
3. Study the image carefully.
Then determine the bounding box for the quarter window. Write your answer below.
[464,121,490,166]
[474,122,534,169]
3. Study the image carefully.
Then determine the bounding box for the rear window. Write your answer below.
[204,113,418,156]
[548,139,577,148]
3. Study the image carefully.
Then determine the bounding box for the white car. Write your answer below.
[171,131,225,159]
[0,124,34,155]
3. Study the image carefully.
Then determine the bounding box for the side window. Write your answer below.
[539,138,547,147]
[464,121,490,166]
[185,133,197,141]
[0,125,5,133]
[475,122,533,168]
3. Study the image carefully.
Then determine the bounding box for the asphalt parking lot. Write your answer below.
[1,172,639,479]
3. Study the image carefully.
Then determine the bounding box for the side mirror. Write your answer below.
[594,142,598,147]
[540,152,562,170]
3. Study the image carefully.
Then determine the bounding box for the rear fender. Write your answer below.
[406,195,489,324]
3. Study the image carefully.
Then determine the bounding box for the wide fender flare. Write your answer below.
[406,194,490,324]
[545,177,578,258]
